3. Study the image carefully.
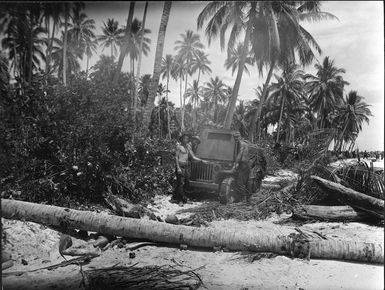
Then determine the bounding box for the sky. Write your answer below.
[83,1,384,151]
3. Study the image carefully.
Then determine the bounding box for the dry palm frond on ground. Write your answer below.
[85,264,203,290]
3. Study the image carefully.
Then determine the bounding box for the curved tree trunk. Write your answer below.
[223,27,251,129]
[1,199,383,264]
[179,77,184,131]
[143,1,172,130]
[113,1,135,86]
[166,73,171,139]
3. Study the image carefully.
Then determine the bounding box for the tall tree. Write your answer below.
[171,55,187,130]
[333,91,372,151]
[191,50,211,85]
[161,54,174,138]
[113,1,135,85]
[267,62,305,143]
[306,56,349,129]
[249,1,337,141]
[185,80,203,130]
[224,43,253,76]
[198,2,254,130]
[202,76,228,123]
[133,1,149,127]
[98,18,124,59]
[84,37,98,78]
[174,29,204,131]
[143,1,172,129]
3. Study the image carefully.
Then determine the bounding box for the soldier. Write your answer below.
[171,133,208,204]
[232,132,251,202]
[189,135,201,154]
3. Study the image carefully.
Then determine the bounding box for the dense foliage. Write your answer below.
[0,66,174,205]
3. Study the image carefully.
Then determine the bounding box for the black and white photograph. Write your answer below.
[1,1,384,289]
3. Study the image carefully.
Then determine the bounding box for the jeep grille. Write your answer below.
[190,162,214,182]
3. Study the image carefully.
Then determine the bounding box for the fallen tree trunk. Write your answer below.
[1,199,383,264]
[293,205,372,222]
[311,176,384,218]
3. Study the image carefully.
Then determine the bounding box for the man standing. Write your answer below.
[232,132,251,202]
[171,133,208,204]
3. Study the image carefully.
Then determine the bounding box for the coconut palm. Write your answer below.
[185,80,203,130]
[224,43,253,76]
[67,8,96,51]
[202,76,228,123]
[267,62,305,143]
[171,54,188,130]
[84,37,98,78]
[98,19,124,59]
[143,1,172,128]
[191,50,211,85]
[161,54,174,138]
[123,18,151,77]
[113,1,135,84]
[1,11,47,82]
[306,56,349,129]
[333,91,372,151]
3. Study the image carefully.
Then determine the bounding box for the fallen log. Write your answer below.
[293,205,372,222]
[311,176,384,218]
[1,199,383,264]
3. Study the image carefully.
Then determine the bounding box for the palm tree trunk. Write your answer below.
[46,20,56,74]
[63,4,68,86]
[142,1,172,130]
[181,73,188,131]
[113,1,135,85]
[197,69,201,85]
[276,94,285,144]
[28,17,34,83]
[223,27,251,129]
[111,45,113,59]
[133,1,149,126]
[180,77,184,131]
[2,199,383,264]
[249,62,276,143]
[166,73,171,139]
[86,54,89,79]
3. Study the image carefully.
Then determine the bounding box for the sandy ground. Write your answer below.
[2,207,383,289]
[2,169,384,289]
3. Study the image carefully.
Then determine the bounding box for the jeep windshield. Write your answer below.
[195,129,236,162]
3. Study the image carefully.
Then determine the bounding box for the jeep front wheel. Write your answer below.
[219,177,235,204]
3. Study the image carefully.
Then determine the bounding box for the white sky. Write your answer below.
[83,1,384,151]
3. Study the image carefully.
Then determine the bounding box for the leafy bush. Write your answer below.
[0,61,175,206]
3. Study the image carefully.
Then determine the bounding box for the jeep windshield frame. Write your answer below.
[195,129,237,162]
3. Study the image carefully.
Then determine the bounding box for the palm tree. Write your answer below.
[123,18,151,77]
[267,62,305,143]
[198,1,336,134]
[133,1,149,127]
[202,76,228,123]
[198,2,254,129]
[51,32,83,79]
[333,91,372,152]
[98,18,124,59]
[84,37,98,78]
[1,9,46,82]
[138,74,152,106]
[306,56,349,129]
[185,80,203,130]
[143,1,172,128]
[191,50,211,85]
[67,8,96,50]
[250,2,337,141]
[171,54,187,130]
[42,3,62,74]
[224,43,253,76]
[113,1,135,85]
[161,54,174,138]
[174,29,205,130]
